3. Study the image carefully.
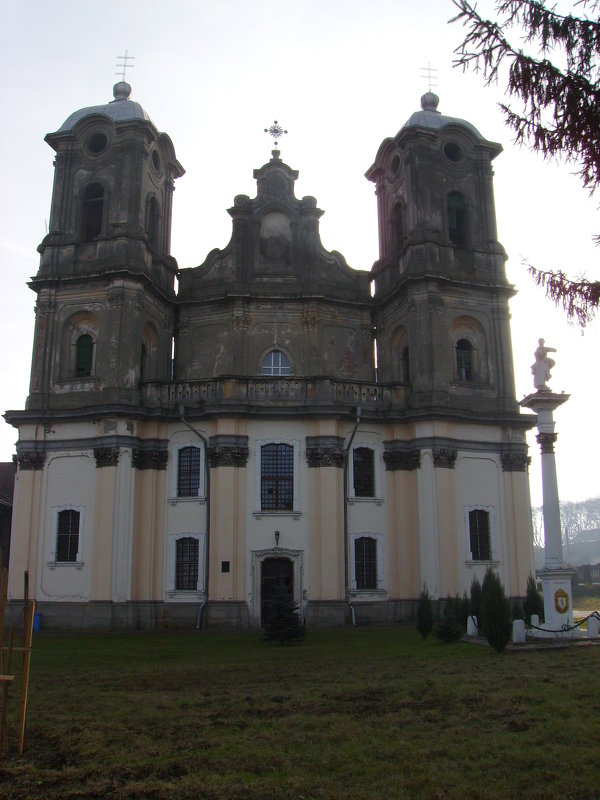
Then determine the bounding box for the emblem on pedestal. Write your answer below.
[554,588,569,614]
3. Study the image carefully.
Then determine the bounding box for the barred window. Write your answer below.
[448,191,467,249]
[469,509,491,561]
[177,446,201,497]
[261,443,293,511]
[355,536,377,590]
[261,350,292,376]
[81,183,104,242]
[175,537,199,590]
[56,509,80,562]
[353,447,375,498]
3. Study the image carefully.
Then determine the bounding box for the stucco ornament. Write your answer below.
[531,338,556,391]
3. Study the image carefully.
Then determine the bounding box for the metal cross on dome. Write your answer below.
[264,120,288,148]
[116,50,135,82]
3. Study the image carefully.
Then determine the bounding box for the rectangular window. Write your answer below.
[261,443,293,511]
[469,509,491,561]
[355,536,377,590]
[56,509,80,562]
[175,537,199,590]
[177,446,201,497]
[353,447,375,497]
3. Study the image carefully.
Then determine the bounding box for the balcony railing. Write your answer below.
[141,376,408,412]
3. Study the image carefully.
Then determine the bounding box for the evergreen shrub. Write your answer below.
[480,568,512,653]
[262,587,306,645]
[434,595,465,643]
[416,585,434,640]
[523,572,545,624]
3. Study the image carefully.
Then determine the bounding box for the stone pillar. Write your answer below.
[521,389,576,636]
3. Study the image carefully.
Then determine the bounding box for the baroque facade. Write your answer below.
[6,83,535,629]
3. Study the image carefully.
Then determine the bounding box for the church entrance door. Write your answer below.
[260,557,293,626]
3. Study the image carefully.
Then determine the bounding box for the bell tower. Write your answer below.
[366,92,518,416]
[28,81,184,411]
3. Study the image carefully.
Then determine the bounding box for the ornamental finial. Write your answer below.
[264,120,288,150]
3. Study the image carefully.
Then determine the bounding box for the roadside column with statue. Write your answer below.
[520,340,575,636]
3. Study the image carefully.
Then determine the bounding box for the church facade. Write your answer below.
[5,84,535,629]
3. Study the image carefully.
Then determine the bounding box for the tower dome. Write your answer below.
[56,82,155,133]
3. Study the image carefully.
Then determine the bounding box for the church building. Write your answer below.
[5,83,535,629]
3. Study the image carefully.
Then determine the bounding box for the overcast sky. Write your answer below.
[1,0,598,508]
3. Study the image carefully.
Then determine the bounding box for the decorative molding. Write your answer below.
[536,432,558,454]
[383,449,421,471]
[17,452,45,470]
[208,446,249,468]
[433,448,457,469]
[306,446,345,468]
[501,452,530,472]
[94,447,120,468]
[132,448,168,470]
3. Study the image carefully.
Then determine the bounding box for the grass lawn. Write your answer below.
[1,628,599,800]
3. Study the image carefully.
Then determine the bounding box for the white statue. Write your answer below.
[531,338,556,390]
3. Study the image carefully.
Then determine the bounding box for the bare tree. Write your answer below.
[452,0,600,325]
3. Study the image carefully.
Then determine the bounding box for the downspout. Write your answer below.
[178,405,210,630]
[343,406,361,626]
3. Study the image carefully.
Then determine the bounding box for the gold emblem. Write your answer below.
[554,588,569,614]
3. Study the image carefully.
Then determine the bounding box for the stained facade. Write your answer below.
[6,84,535,629]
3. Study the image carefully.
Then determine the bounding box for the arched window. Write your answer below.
[177,446,202,497]
[81,183,104,242]
[401,346,410,384]
[146,196,160,251]
[261,350,291,376]
[354,536,377,590]
[447,192,467,248]
[56,509,80,562]
[456,339,473,382]
[469,509,491,561]
[75,334,94,377]
[353,447,375,498]
[175,536,199,590]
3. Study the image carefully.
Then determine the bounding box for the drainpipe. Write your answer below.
[343,406,361,626]
[178,404,210,630]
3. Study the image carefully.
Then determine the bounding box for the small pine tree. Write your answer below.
[523,573,545,624]
[470,576,483,629]
[262,587,306,645]
[416,585,434,640]
[480,568,512,653]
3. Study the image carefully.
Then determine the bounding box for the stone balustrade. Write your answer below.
[141,376,408,412]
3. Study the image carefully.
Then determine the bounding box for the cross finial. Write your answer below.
[264,120,288,149]
[116,50,135,82]
[421,62,438,93]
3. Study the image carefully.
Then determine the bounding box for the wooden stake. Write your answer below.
[0,628,14,755]
[17,572,34,755]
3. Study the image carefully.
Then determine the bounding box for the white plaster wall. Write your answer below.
[455,453,507,590]
[38,452,95,600]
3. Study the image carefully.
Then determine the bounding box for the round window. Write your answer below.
[151,149,161,172]
[443,141,463,163]
[87,132,108,155]
[390,154,401,176]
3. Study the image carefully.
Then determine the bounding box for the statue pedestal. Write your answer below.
[520,390,579,639]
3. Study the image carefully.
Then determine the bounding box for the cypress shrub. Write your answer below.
[523,572,545,624]
[416,585,434,640]
[434,595,465,643]
[480,568,512,653]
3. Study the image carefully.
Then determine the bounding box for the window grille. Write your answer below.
[456,339,473,381]
[178,446,201,497]
[75,334,94,377]
[261,443,293,511]
[355,536,377,590]
[175,537,199,590]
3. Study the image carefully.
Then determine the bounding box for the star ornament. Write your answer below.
[264,120,288,147]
